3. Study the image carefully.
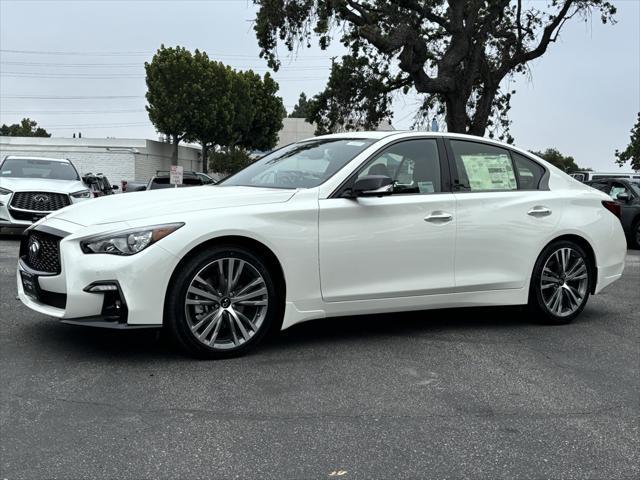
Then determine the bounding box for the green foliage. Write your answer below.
[530,148,581,173]
[0,118,51,137]
[289,92,313,118]
[253,1,617,139]
[145,45,208,163]
[146,45,284,170]
[615,112,640,171]
[210,148,255,176]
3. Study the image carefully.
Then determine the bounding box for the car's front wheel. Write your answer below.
[529,240,592,324]
[165,246,281,359]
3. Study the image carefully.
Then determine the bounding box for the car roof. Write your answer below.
[3,155,71,163]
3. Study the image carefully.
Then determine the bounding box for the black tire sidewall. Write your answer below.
[529,240,591,324]
[165,245,280,359]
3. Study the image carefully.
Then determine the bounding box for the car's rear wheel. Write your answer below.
[529,240,592,324]
[165,246,281,359]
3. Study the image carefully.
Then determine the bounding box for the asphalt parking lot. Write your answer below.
[1,236,638,480]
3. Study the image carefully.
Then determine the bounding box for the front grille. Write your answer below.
[10,191,71,212]
[23,231,62,274]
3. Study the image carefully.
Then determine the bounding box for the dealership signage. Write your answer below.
[170,165,183,187]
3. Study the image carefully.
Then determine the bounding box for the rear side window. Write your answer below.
[450,140,516,192]
[512,152,545,190]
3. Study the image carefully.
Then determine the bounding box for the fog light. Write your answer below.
[85,283,118,292]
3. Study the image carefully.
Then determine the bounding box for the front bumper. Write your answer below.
[16,223,179,328]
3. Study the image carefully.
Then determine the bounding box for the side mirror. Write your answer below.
[352,175,394,197]
[616,192,631,202]
[111,185,119,190]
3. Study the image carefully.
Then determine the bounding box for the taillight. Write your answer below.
[602,200,621,219]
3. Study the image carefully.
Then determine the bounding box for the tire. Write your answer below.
[528,240,592,324]
[165,245,282,359]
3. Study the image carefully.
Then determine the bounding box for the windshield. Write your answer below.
[221,138,376,189]
[0,158,79,181]
[629,181,640,196]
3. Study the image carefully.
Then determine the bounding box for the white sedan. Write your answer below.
[17,132,626,358]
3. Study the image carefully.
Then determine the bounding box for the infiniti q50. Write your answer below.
[16,132,626,358]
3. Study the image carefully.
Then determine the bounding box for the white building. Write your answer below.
[0,137,202,183]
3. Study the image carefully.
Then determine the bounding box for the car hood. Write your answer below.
[0,176,86,194]
[47,185,297,226]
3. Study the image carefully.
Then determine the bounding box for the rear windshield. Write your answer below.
[0,158,79,180]
[148,177,203,189]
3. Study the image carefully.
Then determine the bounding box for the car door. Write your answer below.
[318,138,456,302]
[448,140,563,291]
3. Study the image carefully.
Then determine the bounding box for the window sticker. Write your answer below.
[461,154,517,191]
[346,141,366,146]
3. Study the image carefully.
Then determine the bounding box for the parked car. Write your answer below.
[196,172,219,185]
[147,170,207,190]
[570,171,640,182]
[82,173,119,197]
[0,155,91,230]
[121,180,147,193]
[16,132,626,359]
[585,178,640,248]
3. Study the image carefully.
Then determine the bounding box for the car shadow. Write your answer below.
[20,305,546,362]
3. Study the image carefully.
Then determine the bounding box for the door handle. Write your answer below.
[424,211,453,223]
[527,206,552,217]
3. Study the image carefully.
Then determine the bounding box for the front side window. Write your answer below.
[450,140,517,192]
[512,152,545,190]
[221,138,376,189]
[356,139,441,194]
[0,158,79,181]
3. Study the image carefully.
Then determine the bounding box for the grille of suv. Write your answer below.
[23,231,62,274]
[10,192,71,212]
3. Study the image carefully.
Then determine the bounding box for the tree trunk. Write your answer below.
[171,134,179,166]
[201,144,209,174]
[444,94,468,133]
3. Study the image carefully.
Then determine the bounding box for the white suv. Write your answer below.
[0,156,91,230]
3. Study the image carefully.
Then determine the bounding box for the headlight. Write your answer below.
[71,189,92,199]
[0,187,12,195]
[80,223,184,255]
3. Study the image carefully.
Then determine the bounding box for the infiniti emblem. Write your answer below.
[29,238,41,256]
[33,194,49,204]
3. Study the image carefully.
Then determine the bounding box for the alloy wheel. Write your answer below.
[540,247,589,317]
[184,257,269,350]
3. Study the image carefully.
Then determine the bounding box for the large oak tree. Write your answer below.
[253,0,616,139]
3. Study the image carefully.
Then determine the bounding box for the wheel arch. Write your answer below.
[539,234,598,294]
[163,235,287,325]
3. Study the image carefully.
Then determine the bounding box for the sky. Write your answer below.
[0,0,638,171]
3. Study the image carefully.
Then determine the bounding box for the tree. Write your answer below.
[289,92,313,118]
[210,148,255,176]
[254,1,616,139]
[615,112,640,171]
[530,148,581,173]
[145,45,210,165]
[0,118,51,137]
[184,61,235,174]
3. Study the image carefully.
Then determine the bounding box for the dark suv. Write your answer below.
[586,178,640,248]
[146,171,213,190]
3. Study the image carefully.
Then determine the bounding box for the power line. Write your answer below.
[1,109,146,115]
[1,95,142,99]
[0,49,333,59]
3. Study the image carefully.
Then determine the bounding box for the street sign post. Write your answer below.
[170,165,183,188]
